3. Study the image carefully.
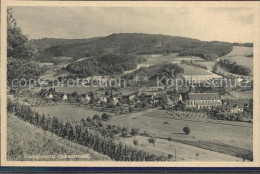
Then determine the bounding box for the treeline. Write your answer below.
[180,43,233,61]
[7,100,166,161]
[233,43,253,47]
[66,55,145,76]
[181,60,208,70]
[218,59,251,75]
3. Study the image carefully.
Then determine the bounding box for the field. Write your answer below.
[229,90,253,99]
[180,64,212,75]
[7,114,110,161]
[119,136,242,161]
[225,46,253,57]
[179,64,221,81]
[226,56,253,70]
[32,104,114,122]
[141,54,204,65]
[220,46,253,76]
[106,109,252,160]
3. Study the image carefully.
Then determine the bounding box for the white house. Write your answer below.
[48,93,54,100]
[98,96,107,103]
[128,94,136,101]
[85,95,91,102]
[62,94,67,101]
[111,97,119,105]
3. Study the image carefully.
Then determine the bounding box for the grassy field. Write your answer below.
[180,64,212,75]
[225,46,253,57]
[220,46,253,76]
[7,114,110,161]
[32,104,114,122]
[107,109,252,158]
[141,54,204,65]
[229,90,253,99]
[226,56,253,70]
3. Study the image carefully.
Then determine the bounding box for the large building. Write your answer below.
[180,93,222,109]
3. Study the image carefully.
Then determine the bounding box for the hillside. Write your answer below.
[35,33,234,62]
[7,114,110,161]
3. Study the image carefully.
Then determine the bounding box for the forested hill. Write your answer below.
[66,54,144,76]
[35,33,234,62]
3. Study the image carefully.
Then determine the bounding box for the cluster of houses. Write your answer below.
[38,87,245,113]
[38,88,161,106]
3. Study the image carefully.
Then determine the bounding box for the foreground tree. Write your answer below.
[7,8,38,60]
[7,8,42,87]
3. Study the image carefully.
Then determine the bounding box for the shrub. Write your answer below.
[130,128,139,137]
[92,114,101,121]
[101,113,111,121]
[133,139,138,146]
[148,137,156,147]
[183,126,190,135]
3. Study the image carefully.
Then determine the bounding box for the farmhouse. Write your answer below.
[181,93,222,109]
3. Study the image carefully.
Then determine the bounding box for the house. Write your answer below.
[62,94,68,101]
[80,94,91,102]
[85,94,91,102]
[98,96,107,103]
[111,97,119,105]
[230,104,244,113]
[223,101,244,113]
[182,93,221,109]
[128,94,136,101]
[47,93,54,100]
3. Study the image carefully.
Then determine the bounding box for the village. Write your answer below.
[5,5,254,162]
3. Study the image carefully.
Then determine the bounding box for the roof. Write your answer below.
[188,93,220,100]
[180,93,189,100]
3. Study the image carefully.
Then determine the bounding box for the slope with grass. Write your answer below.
[7,114,110,161]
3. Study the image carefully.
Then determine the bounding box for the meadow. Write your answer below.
[106,109,252,159]
[32,104,114,122]
[229,90,253,99]
[219,46,253,76]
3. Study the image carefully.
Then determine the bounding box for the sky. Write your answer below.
[11,6,254,42]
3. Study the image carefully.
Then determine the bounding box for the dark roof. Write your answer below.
[180,93,189,100]
[188,93,220,100]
